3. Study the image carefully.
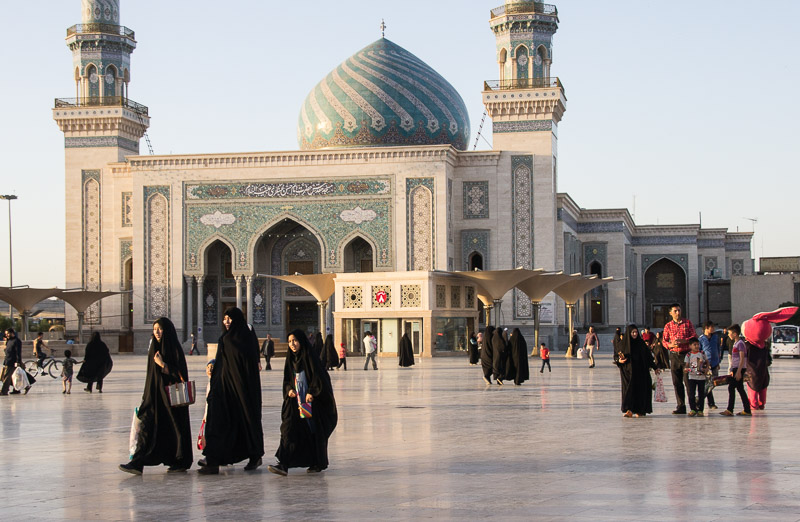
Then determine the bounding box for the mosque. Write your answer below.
[53,0,753,355]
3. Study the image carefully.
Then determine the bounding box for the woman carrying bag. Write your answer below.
[268,329,337,476]
[120,317,193,474]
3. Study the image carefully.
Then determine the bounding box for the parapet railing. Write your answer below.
[483,77,564,93]
[491,2,558,19]
[54,97,149,117]
[66,23,135,39]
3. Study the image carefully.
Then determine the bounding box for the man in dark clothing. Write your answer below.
[261,334,275,370]
[1,328,23,395]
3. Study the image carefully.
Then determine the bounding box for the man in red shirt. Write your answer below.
[661,303,697,414]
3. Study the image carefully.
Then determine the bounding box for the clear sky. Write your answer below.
[1,0,798,289]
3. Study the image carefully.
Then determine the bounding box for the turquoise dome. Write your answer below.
[298,38,470,150]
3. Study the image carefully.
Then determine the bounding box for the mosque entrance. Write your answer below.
[644,259,687,328]
[286,301,317,338]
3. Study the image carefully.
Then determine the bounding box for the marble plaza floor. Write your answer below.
[2,353,800,521]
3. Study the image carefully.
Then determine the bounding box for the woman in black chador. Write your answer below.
[398,333,415,367]
[617,324,658,417]
[480,326,495,384]
[313,332,324,360]
[506,328,530,386]
[321,334,339,371]
[492,328,508,386]
[119,318,192,475]
[268,329,338,476]
[199,307,264,474]
[78,332,113,393]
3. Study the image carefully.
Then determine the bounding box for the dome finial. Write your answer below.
[380,19,387,38]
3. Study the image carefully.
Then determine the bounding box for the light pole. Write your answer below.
[0,195,17,324]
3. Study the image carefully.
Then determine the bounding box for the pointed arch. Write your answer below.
[514,45,529,84]
[105,64,118,97]
[339,231,379,273]
[193,234,237,275]
[247,213,327,272]
[85,63,100,100]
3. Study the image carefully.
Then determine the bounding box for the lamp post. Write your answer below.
[0,195,17,324]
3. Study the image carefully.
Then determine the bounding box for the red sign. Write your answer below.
[375,290,388,304]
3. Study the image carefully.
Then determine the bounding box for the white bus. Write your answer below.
[771,325,800,358]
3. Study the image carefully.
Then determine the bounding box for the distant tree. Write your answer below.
[778,302,800,327]
[36,319,52,333]
[0,315,22,332]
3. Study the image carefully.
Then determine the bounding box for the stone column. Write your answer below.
[492,299,503,327]
[195,276,205,351]
[530,301,540,356]
[234,275,242,309]
[184,275,194,342]
[245,275,254,325]
[564,303,576,358]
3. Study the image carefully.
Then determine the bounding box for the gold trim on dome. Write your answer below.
[300,119,466,150]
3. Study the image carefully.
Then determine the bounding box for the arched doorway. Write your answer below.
[468,252,484,271]
[343,236,373,273]
[254,218,322,339]
[644,258,687,328]
[588,261,604,324]
[201,240,234,342]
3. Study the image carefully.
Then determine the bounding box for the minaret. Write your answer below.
[483,0,565,152]
[53,0,149,332]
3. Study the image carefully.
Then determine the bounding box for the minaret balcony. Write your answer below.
[490,2,558,19]
[484,77,565,96]
[55,97,148,117]
[67,23,135,40]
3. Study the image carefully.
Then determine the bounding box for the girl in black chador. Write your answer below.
[617,324,659,418]
[268,329,338,476]
[198,307,264,474]
[119,317,192,474]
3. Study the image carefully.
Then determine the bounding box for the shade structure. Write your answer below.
[515,272,582,354]
[0,287,60,340]
[553,276,617,357]
[257,273,337,335]
[55,290,123,343]
[454,268,543,325]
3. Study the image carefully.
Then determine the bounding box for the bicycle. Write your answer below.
[25,350,61,379]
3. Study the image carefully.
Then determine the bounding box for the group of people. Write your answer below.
[1,328,112,396]
[119,307,338,476]
[614,303,796,418]
[477,326,530,386]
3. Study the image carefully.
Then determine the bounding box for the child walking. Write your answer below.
[539,343,551,373]
[720,324,751,417]
[61,349,79,394]
[683,338,708,416]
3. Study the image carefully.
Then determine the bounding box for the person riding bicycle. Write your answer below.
[33,332,48,367]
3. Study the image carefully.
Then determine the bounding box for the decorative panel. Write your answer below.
[119,238,132,290]
[406,178,434,270]
[371,285,392,308]
[447,178,453,244]
[511,155,533,318]
[203,276,218,325]
[121,192,132,227]
[465,286,476,309]
[144,187,170,321]
[641,254,689,275]
[451,286,461,309]
[436,285,447,308]
[463,181,489,219]
[252,277,266,324]
[343,286,363,309]
[82,171,101,324]
[401,285,421,308]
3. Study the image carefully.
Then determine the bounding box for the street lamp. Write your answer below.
[0,195,17,324]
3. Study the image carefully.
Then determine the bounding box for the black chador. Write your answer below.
[479,326,495,383]
[492,329,508,383]
[398,333,415,367]
[275,329,338,471]
[620,324,656,415]
[506,328,530,385]
[203,308,264,467]
[321,334,339,371]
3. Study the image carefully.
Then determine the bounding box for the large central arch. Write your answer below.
[644,258,687,328]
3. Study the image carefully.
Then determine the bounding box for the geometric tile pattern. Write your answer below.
[511,155,533,318]
[145,187,170,322]
[407,178,435,271]
[465,285,476,309]
[450,285,461,309]
[185,178,391,200]
[493,120,553,133]
[463,181,489,219]
[82,171,101,324]
[641,254,688,277]
[583,243,607,275]
[436,285,447,308]
[343,286,363,309]
[121,192,132,227]
[119,238,132,290]
[400,284,421,308]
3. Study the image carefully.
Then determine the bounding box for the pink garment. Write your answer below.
[747,384,766,410]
